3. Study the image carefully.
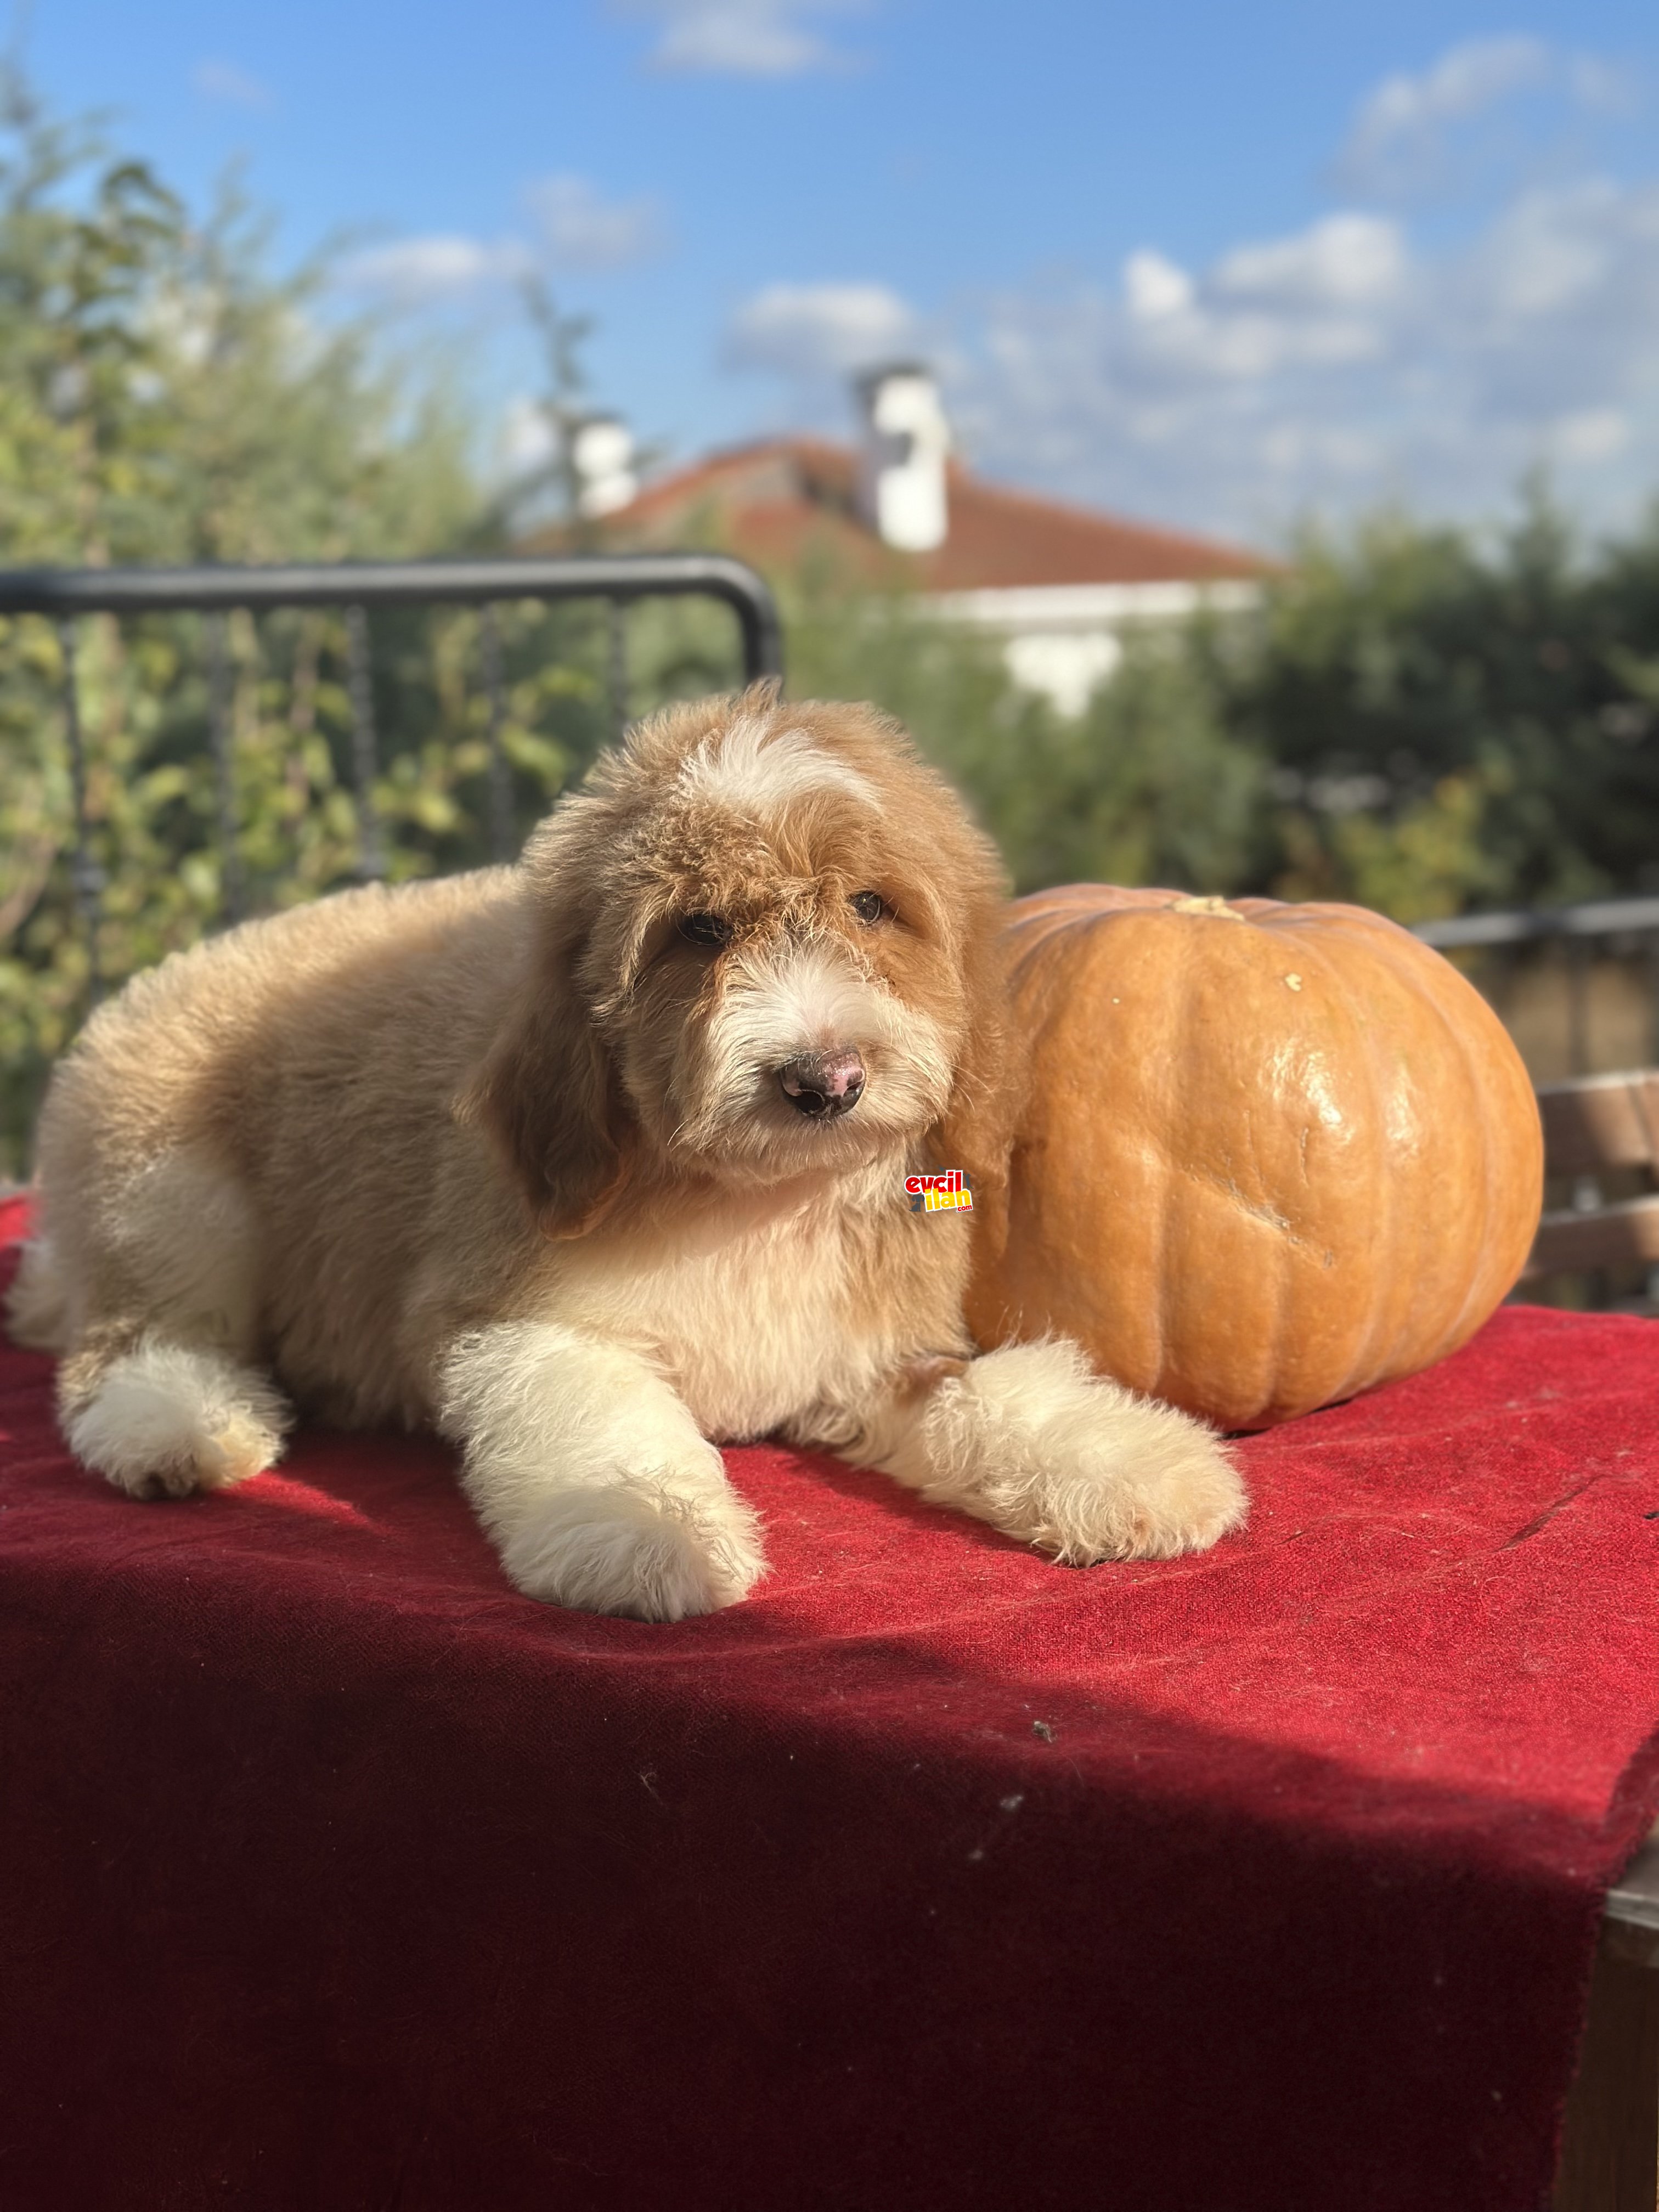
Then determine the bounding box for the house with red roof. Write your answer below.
[545,369,1273,714]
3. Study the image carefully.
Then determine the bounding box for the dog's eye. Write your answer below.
[677,911,731,947]
[849,890,888,924]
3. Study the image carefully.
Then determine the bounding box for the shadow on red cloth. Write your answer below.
[2,1190,1658,2210]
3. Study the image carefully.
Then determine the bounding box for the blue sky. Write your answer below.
[20,0,1659,544]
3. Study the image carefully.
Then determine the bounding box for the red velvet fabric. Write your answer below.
[2,1188,1657,2209]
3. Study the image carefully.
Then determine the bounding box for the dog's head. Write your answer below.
[467,684,1017,1237]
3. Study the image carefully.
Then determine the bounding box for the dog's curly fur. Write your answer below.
[7,685,1245,1618]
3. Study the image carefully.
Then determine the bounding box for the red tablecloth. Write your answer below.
[2,1189,1657,2209]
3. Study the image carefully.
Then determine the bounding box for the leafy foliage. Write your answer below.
[786,496,1659,927]
[0,80,751,1171]
[782,575,1265,896]
[1214,499,1659,918]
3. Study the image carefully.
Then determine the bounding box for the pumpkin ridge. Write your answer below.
[1429,963,1494,1355]
[1277,928,1392,1402]
[1271,970,1321,1422]
[1409,935,1534,1356]
[1360,926,1492,1390]
[1146,930,1195,1396]
[1319,932,1400,1396]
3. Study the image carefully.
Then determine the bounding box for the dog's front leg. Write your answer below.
[437,1322,765,1620]
[847,1340,1247,1564]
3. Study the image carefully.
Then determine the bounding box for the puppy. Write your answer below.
[7,685,1244,1618]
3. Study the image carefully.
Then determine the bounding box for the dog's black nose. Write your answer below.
[778,1049,865,1119]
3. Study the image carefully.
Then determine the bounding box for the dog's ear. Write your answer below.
[459,933,633,1241]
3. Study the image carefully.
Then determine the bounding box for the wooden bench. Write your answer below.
[1525,1071,1659,1296]
[1539,1076,1659,2205]
[1555,1837,1659,2209]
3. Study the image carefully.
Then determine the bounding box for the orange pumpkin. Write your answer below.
[966,885,1544,1429]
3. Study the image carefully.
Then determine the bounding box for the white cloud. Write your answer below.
[1472,177,1632,320]
[339,235,531,304]
[1346,35,1550,158]
[617,0,864,76]
[526,175,663,269]
[712,198,1640,540]
[936,165,1659,537]
[191,58,274,110]
[1213,212,1406,308]
[1123,250,1193,323]
[501,397,558,476]
[1091,213,1409,394]
[1551,408,1628,462]
[725,281,917,379]
[1335,34,1634,200]
[338,174,661,306]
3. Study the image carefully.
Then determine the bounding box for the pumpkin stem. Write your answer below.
[1171,896,1244,921]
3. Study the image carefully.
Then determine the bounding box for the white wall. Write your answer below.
[929,579,1263,715]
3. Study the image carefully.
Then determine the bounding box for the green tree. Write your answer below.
[774,569,1268,894]
[0,75,638,1170]
[1212,496,1659,918]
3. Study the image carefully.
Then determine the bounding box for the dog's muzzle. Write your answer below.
[777,1048,865,1119]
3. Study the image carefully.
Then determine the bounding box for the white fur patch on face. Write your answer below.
[725,938,895,1063]
[673,936,952,1161]
[679,717,874,819]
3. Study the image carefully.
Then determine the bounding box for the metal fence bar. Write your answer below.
[8,553,780,1029]
[1568,939,1592,1078]
[344,606,385,885]
[478,603,514,865]
[0,554,784,682]
[1417,891,1659,1312]
[1414,892,1659,1077]
[56,619,103,1002]
[608,598,628,743]
[206,612,242,925]
[1415,894,1659,950]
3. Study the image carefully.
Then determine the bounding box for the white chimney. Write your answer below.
[571,416,637,520]
[855,365,949,552]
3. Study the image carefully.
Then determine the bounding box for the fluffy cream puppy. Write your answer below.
[8,685,1245,1618]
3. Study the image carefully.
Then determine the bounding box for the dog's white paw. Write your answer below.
[921,1340,1246,1564]
[65,1340,290,1499]
[499,1475,767,1621]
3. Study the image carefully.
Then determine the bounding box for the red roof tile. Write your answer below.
[529,437,1272,591]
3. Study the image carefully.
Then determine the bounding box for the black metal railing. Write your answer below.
[1415,895,1659,1311]
[1415,894,1659,1079]
[0,553,782,996]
